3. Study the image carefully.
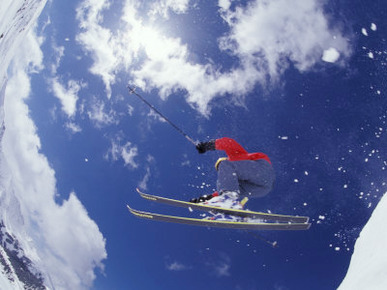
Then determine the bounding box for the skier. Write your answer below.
[190,137,275,209]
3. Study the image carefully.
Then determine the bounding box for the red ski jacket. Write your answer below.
[215,137,271,164]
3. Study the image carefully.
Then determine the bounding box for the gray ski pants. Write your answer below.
[217,159,275,198]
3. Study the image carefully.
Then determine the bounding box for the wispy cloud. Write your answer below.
[138,155,155,190]
[166,261,191,271]
[50,42,64,74]
[138,167,151,190]
[121,143,139,168]
[205,252,231,277]
[148,0,191,19]
[87,98,119,128]
[50,77,85,118]
[214,262,231,277]
[65,121,82,133]
[105,136,139,169]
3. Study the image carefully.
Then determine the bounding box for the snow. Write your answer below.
[0,261,24,289]
[0,0,46,83]
[322,47,340,63]
[339,193,387,290]
[0,0,106,288]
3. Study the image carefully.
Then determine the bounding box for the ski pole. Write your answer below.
[127,85,197,146]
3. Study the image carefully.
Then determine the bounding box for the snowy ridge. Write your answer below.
[0,0,107,289]
[0,221,45,289]
[0,0,49,288]
[338,192,387,290]
[0,0,47,84]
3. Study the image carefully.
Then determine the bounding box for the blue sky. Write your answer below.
[4,0,386,289]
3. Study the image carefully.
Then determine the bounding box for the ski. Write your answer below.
[127,206,311,230]
[136,188,309,223]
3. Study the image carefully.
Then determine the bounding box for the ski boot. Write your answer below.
[203,191,243,210]
[189,192,220,203]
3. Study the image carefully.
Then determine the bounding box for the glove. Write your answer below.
[196,140,216,154]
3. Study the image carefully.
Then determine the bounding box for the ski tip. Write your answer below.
[136,188,149,196]
[126,205,134,215]
[126,204,140,216]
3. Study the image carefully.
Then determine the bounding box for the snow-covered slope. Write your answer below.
[0,0,47,87]
[0,222,45,289]
[338,192,387,290]
[0,1,49,288]
[1,1,107,289]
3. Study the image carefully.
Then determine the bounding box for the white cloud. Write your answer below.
[219,0,351,76]
[51,77,84,118]
[2,28,107,289]
[138,155,155,190]
[65,121,82,133]
[127,104,134,116]
[75,0,248,115]
[75,0,352,115]
[166,261,190,271]
[121,142,139,168]
[105,137,139,169]
[206,252,231,277]
[218,0,231,11]
[138,167,151,190]
[50,43,64,74]
[76,0,119,98]
[214,262,231,277]
[149,0,191,19]
[87,98,118,127]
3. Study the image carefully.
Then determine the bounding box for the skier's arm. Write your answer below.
[196,137,248,158]
[215,137,248,159]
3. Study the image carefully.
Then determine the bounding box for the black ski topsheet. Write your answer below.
[127,206,311,231]
[136,188,309,223]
